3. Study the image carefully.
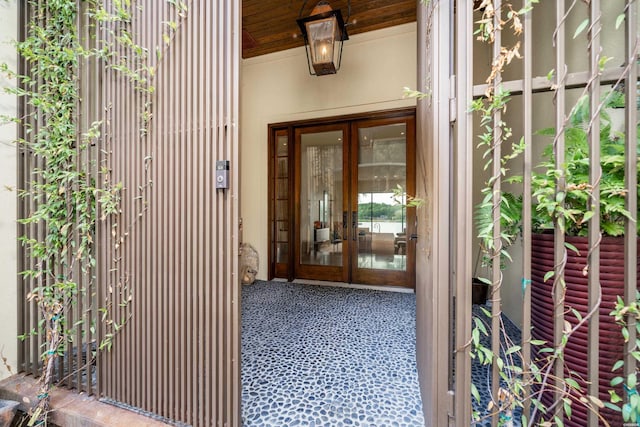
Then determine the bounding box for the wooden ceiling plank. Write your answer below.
[242,0,417,59]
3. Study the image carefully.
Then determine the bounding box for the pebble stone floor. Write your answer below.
[241,280,521,427]
[241,280,425,427]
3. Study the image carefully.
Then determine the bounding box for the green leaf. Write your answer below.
[570,307,582,322]
[546,69,555,81]
[623,402,632,421]
[631,393,640,409]
[471,383,480,403]
[563,397,572,418]
[616,13,625,30]
[612,360,624,372]
[565,377,580,390]
[629,373,637,389]
[604,402,622,412]
[611,376,624,387]
[403,87,430,100]
[610,389,623,403]
[505,345,521,355]
[476,277,492,285]
[582,210,594,222]
[564,242,580,255]
[543,270,555,283]
[573,19,589,39]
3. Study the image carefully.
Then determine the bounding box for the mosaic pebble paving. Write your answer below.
[241,281,425,427]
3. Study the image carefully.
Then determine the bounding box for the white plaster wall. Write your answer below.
[240,23,417,280]
[0,0,17,380]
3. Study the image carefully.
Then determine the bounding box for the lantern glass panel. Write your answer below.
[306,17,337,65]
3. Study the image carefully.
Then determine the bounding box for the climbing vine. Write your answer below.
[11,2,98,422]
[469,1,638,426]
[2,0,188,424]
[407,1,636,426]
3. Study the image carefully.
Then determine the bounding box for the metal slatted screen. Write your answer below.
[415,1,455,425]
[442,1,639,426]
[17,1,241,426]
[17,0,101,395]
[98,1,240,426]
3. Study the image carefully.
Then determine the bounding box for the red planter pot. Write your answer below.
[531,233,640,426]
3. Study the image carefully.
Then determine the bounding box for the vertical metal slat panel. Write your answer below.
[415,1,453,425]
[462,2,639,426]
[553,2,567,422]
[203,1,214,422]
[17,0,100,392]
[624,0,639,396]
[98,1,241,425]
[454,0,473,424]
[521,0,533,420]
[16,0,28,376]
[586,2,602,426]
[490,3,503,425]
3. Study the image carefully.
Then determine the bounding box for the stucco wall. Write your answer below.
[240,23,417,280]
[0,0,17,380]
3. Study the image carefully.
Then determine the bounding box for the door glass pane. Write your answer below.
[300,131,343,267]
[357,123,407,271]
[276,135,288,156]
[274,134,289,268]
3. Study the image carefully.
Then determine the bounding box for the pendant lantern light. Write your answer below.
[296,1,350,76]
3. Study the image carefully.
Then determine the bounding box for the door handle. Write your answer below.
[410,217,418,241]
[343,211,348,241]
[352,211,358,241]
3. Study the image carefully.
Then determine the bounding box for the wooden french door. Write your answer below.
[294,123,350,282]
[349,115,416,287]
[289,113,415,287]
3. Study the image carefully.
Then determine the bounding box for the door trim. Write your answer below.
[268,107,417,288]
[349,115,416,288]
[293,123,350,283]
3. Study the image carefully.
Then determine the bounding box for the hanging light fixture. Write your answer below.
[296,1,350,76]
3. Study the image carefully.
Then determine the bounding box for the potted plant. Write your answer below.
[473,90,638,424]
[526,91,639,426]
[473,191,522,304]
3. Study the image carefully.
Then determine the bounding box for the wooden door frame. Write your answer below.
[349,114,417,288]
[267,107,416,287]
[293,122,350,283]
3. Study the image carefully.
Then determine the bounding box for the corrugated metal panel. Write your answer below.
[98,1,241,425]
